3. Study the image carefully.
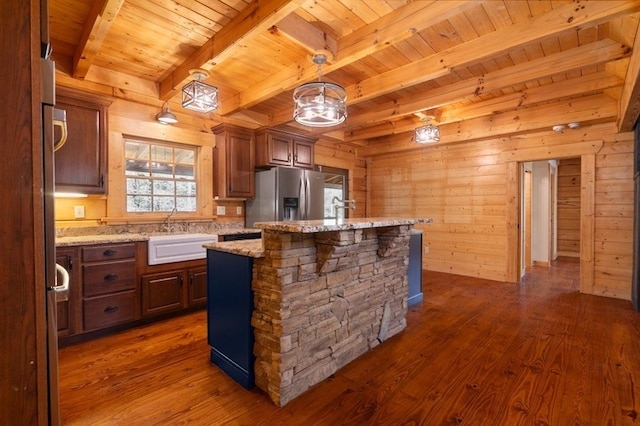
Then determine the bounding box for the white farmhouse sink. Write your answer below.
[147,233,218,265]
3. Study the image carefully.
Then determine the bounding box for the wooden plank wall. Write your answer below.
[54,96,365,225]
[365,125,634,300]
[557,157,581,257]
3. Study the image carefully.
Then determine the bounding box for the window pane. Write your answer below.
[176,181,196,196]
[150,162,173,178]
[127,178,152,194]
[175,148,194,165]
[151,145,173,163]
[153,197,175,212]
[176,197,196,212]
[153,180,175,195]
[125,142,149,160]
[127,195,151,212]
[125,160,151,176]
[175,164,194,179]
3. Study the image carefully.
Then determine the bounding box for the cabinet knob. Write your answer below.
[103,249,117,256]
[104,305,119,314]
[104,273,119,281]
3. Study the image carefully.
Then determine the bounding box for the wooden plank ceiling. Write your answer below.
[49,0,640,151]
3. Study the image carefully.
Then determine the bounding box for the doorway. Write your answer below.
[519,157,581,280]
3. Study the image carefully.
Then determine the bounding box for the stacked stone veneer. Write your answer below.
[251,225,412,406]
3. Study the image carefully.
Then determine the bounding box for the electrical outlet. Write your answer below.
[236,206,242,215]
[74,205,85,219]
[423,246,430,254]
[216,206,225,215]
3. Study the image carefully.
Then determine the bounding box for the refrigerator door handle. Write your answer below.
[52,263,69,292]
[306,177,311,219]
[299,175,307,220]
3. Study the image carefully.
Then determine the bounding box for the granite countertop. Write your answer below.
[203,239,264,258]
[55,228,260,247]
[253,217,432,233]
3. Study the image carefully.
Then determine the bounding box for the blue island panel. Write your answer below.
[206,249,254,389]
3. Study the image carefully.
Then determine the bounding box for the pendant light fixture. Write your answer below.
[182,68,218,113]
[293,52,347,127]
[156,101,178,124]
[414,117,440,144]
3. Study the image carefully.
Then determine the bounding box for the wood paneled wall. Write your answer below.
[365,124,634,300]
[54,94,365,226]
[557,158,581,257]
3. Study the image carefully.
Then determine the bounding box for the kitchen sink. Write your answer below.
[147,233,218,265]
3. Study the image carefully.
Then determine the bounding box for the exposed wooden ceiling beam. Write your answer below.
[343,40,630,140]
[266,1,640,127]
[357,93,618,157]
[72,0,124,79]
[350,71,623,141]
[272,12,337,59]
[618,17,640,132]
[158,0,304,101]
[220,0,475,115]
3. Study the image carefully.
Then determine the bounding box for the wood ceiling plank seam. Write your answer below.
[158,0,303,100]
[190,0,239,19]
[147,0,224,29]
[343,1,640,107]
[342,39,630,131]
[481,0,515,30]
[114,3,211,47]
[139,0,223,39]
[335,0,386,24]
[72,0,125,79]
[221,1,477,115]
[357,96,617,157]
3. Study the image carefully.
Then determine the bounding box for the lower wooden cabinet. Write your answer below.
[57,241,208,342]
[141,265,208,317]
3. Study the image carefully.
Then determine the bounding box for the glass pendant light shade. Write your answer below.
[182,68,218,113]
[293,53,347,127]
[415,122,440,143]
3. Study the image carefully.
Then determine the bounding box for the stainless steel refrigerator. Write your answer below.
[246,167,342,227]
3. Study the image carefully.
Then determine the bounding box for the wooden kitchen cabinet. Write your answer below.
[188,266,207,307]
[212,124,255,199]
[81,243,138,331]
[141,270,184,316]
[255,128,317,169]
[141,265,207,316]
[55,246,80,337]
[54,87,111,194]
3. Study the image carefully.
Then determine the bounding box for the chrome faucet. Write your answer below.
[332,196,356,218]
[163,207,178,232]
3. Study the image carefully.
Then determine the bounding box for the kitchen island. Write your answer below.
[204,217,430,406]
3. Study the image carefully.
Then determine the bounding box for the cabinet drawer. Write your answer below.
[83,259,136,297]
[82,243,135,262]
[83,291,136,331]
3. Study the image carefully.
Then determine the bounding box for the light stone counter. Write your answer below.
[254,217,431,233]
[203,239,264,258]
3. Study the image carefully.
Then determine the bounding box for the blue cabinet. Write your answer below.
[408,230,423,306]
[206,250,254,389]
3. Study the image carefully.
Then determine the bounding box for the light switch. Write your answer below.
[216,206,225,215]
[236,206,242,215]
[74,205,85,219]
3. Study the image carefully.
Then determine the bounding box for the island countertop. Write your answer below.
[253,217,432,233]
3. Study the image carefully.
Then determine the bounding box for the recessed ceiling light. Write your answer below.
[552,124,565,132]
[568,122,581,129]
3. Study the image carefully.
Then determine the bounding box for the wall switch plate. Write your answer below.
[236,206,242,215]
[423,246,430,254]
[74,205,85,219]
[216,206,225,215]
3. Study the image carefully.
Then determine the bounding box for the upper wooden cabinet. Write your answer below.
[255,128,317,169]
[212,124,255,199]
[55,88,111,194]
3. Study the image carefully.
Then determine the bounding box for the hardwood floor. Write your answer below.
[58,258,640,425]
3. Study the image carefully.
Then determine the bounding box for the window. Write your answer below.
[125,139,197,212]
